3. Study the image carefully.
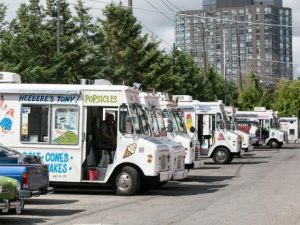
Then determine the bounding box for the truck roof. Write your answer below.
[0,83,134,95]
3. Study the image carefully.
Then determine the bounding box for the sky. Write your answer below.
[2,0,300,78]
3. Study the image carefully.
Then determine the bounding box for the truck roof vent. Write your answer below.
[172,95,193,102]
[94,79,112,85]
[0,72,21,83]
[156,92,170,101]
[254,107,266,112]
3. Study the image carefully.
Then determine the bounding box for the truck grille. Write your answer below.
[194,145,202,161]
[160,154,168,171]
[176,156,183,170]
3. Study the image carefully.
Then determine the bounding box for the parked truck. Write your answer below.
[175,95,242,164]
[278,117,299,143]
[0,72,172,196]
[236,107,286,148]
[156,92,204,170]
[139,92,188,181]
[225,106,251,151]
[0,143,51,198]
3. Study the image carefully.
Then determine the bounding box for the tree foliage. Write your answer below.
[273,80,300,118]
[237,73,274,110]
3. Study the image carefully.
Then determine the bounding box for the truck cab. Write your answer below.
[175,95,241,164]
[139,92,187,181]
[279,117,299,143]
[157,93,203,170]
[225,106,251,151]
[236,107,285,148]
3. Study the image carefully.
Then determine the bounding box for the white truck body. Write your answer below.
[174,95,241,164]
[139,92,188,180]
[157,93,203,170]
[279,117,299,143]
[225,106,251,151]
[236,107,285,148]
[0,72,172,195]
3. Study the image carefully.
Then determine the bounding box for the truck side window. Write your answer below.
[119,104,133,134]
[52,107,79,145]
[21,105,49,143]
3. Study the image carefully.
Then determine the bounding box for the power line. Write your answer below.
[84,0,300,29]
[160,0,175,13]
[164,0,181,11]
[143,0,173,22]
[81,0,299,68]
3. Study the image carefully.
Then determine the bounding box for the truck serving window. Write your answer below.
[21,105,79,145]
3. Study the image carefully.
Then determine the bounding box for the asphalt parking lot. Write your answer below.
[1,144,300,225]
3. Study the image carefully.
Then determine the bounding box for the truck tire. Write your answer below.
[115,166,140,196]
[213,148,230,164]
[269,140,279,149]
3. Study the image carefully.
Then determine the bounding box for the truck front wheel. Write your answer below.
[269,140,280,149]
[115,166,140,196]
[213,148,231,164]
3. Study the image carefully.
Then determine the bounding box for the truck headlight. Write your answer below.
[16,181,21,192]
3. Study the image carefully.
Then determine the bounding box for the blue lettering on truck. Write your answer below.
[23,151,73,174]
[19,95,80,103]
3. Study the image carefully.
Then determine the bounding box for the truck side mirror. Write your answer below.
[190,126,196,133]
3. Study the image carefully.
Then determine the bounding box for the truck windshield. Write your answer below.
[147,108,167,137]
[129,104,151,136]
[169,108,187,133]
[270,117,278,129]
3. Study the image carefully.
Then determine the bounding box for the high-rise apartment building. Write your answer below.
[175,0,292,86]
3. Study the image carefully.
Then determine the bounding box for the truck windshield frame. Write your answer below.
[169,108,187,133]
[129,103,151,136]
[147,108,167,137]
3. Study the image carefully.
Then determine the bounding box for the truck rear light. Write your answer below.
[22,172,29,189]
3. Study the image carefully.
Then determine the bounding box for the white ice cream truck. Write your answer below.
[224,106,251,151]
[175,95,242,164]
[278,117,299,143]
[0,72,172,196]
[155,93,204,170]
[139,92,187,181]
[236,107,286,148]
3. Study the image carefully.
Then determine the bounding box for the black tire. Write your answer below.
[269,140,279,149]
[114,166,140,196]
[213,148,231,164]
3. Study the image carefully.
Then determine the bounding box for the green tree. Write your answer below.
[273,80,300,118]
[237,73,274,110]
[101,3,163,85]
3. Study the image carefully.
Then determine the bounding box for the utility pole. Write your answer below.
[223,29,227,106]
[56,0,61,54]
[128,0,133,13]
[236,19,242,90]
[201,20,207,81]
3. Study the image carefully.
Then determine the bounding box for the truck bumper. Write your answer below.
[172,169,188,181]
[20,187,54,198]
[0,198,23,214]
[159,171,172,182]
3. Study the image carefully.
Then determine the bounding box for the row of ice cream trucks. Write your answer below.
[0,72,296,196]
